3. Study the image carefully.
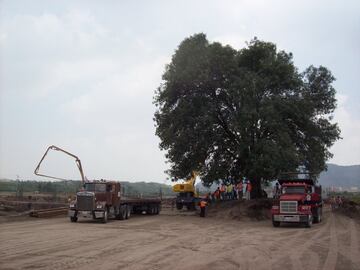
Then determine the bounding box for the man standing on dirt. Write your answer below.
[273,182,280,199]
[236,181,243,199]
[199,199,207,217]
[220,184,226,200]
[246,181,252,200]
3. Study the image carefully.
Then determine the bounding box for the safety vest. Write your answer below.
[200,201,207,208]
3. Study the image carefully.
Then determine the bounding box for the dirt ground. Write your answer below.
[0,207,359,270]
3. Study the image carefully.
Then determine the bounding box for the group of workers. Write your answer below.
[330,196,343,210]
[209,181,253,202]
[199,180,253,217]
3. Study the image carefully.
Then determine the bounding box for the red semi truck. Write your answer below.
[34,145,161,223]
[271,173,323,228]
[69,180,161,223]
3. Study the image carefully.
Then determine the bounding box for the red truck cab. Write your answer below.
[271,174,322,228]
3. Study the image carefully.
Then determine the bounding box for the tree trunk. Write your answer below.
[251,177,263,199]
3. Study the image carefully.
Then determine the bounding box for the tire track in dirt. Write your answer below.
[321,212,338,270]
[289,221,329,270]
[1,209,359,270]
[349,219,360,265]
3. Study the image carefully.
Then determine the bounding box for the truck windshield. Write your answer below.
[84,183,106,192]
[283,186,305,194]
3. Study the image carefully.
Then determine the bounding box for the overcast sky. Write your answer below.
[0,0,359,183]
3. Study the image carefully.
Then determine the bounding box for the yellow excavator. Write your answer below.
[172,171,200,210]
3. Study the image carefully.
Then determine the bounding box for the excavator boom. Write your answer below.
[172,171,198,193]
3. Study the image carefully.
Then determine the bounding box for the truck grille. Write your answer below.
[77,195,94,211]
[280,201,298,214]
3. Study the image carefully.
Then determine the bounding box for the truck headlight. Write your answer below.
[69,204,75,208]
[96,204,103,209]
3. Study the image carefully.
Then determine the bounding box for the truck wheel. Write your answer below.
[155,205,160,215]
[70,216,78,223]
[272,220,280,227]
[186,203,195,211]
[305,215,312,228]
[314,208,321,223]
[176,203,183,210]
[102,210,108,224]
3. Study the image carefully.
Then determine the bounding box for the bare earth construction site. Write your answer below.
[0,207,359,270]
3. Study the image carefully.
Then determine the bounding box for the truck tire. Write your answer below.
[176,203,183,210]
[155,205,160,215]
[70,216,78,222]
[305,215,312,228]
[314,207,322,223]
[272,218,280,227]
[102,210,108,224]
[186,203,195,211]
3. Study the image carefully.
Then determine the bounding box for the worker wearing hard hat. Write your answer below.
[199,200,208,217]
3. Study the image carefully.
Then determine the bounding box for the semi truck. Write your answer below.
[69,180,161,223]
[271,173,323,228]
[34,145,161,223]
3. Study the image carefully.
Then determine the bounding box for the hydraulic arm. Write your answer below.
[34,145,85,183]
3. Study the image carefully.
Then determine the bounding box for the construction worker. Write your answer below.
[199,199,208,217]
[273,182,280,199]
[220,184,226,200]
[227,183,233,200]
[237,181,243,199]
[214,187,220,201]
[246,181,252,200]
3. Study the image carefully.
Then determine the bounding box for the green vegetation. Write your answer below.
[0,180,174,197]
[154,34,340,197]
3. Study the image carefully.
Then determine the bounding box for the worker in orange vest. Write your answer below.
[236,182,243,200]
[199,200,208,217]
[220,184,226,200]
[246,181,252,200]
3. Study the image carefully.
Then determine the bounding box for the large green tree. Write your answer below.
[154,33,341,197]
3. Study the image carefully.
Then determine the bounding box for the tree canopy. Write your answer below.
[154,33,341,197]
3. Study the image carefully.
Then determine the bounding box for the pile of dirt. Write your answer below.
[207,199,272,221]
[337,199,360,221]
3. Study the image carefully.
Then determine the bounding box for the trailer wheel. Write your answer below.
[126,205,131,219]
[119,206,126,220]
[102,210,108,224]
[155,205,160,215]
[70,216,78,223]
[176,203,183,210]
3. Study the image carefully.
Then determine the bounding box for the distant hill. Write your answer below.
[319,164,360,188]
[194,163,360,190]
